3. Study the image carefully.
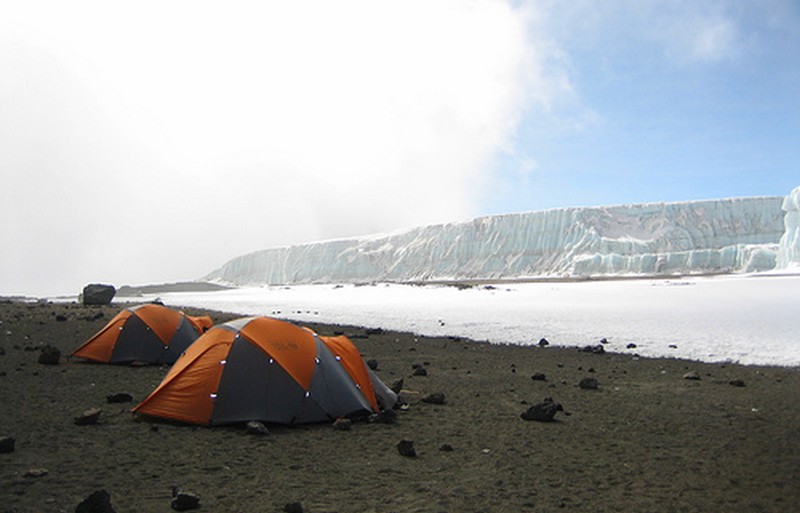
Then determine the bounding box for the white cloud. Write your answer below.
[0,0,571,296]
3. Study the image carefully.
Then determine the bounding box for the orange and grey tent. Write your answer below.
[72,304,213,365]
[133,316,391,425]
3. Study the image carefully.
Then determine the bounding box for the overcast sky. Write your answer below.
[2,1,799,297]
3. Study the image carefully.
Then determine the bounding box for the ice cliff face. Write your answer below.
[777,186,800,269]
[206,193,795,286]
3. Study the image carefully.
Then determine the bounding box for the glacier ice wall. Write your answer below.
[777,186,800,269]
[206,195,789,286]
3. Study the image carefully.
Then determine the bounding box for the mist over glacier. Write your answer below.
[206,192,796,286]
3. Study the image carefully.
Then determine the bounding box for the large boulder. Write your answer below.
[82,284,116,306]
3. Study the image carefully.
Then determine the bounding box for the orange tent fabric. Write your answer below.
[133,316,386,426]
[72,304,211,365]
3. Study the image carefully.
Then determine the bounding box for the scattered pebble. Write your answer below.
[520,398,562,422]
[332,418,352,430]
[421,393,446,405]
[245,421,270,436]
[24,468,48,478]
[75,489,115,513]
[284,502,304,513]
[0,436,15,453]
[397,439,417,458]
[74,408,102,426]
[106,392,134,404]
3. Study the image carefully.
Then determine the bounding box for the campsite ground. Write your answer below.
[1,300,799,513]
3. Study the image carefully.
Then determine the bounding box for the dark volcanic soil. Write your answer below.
[1,300,799,512]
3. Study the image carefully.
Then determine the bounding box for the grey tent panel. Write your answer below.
[210,335,328,425]
[304,337,373,420]
[168,317,202,357]
[110,314,173,364]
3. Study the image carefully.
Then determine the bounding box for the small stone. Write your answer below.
[390,379,404,394]
[245,421,269,436]
[283,502,304,513]
[397,439,417,457]
[106,393,134,404]
[439,443,454,452]
[0,436,15,453]
[24,468,48,478]
[579,344,605,355]
[74,408,102,426]
[76,489,116,513]
[55,314,68,322]
[729,379,746,387]
[412,366,428,377]
[626,343,638,349]
[366,359,379,370]
[520,398,562,422]
[371,408,397,424]
[538,338,550,347]
[332,418,352,430]
[531,373,547,381]
[579,377,599,390]
[683,371,701,380]
[421,393,446,405]
[37,345,61,365]
[171,491,201,511]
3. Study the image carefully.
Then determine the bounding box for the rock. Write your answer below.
[520,398,562,422]
[245,421,270,436]
[579,344,605,354]
[412,366,428,377]
[397,439,417,457]
[439,443,454,452]
[538,338,550,347]
[38,345,61,365]
[283,502,304,513]
[365,327,384,336]
[729,379,746,387]
[74,408,102,426]
[0,346,5,355]
[55,314,68,322]
[171,491,201,511]
[106,393,133,404]
[531,373,547,381]
[390,378,404,394]
[421,393,446,405]
[24,468,48,478]
[82,284,116,306]
[626,343,638,349]
[0,436,15,453]
[579,377,599,390]
[332,418,352,430]
[683,371,701,380]
[76,489,116,513]
[366,358,379,370]
[371,408,397,424]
